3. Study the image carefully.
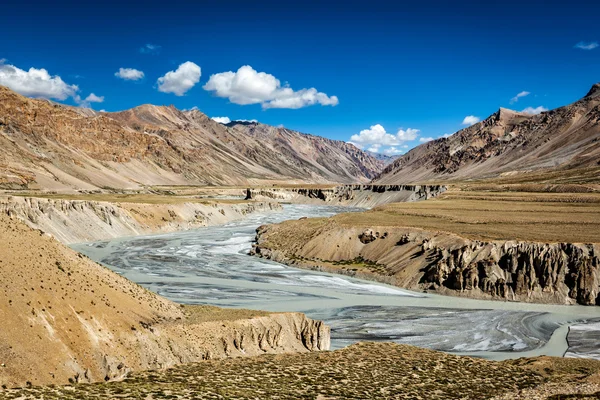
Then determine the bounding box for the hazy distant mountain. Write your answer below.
[0,86,385,190]
[364,151,399,165]
[374,83,600,184]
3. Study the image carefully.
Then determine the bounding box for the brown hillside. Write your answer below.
[0,214,328,388]
[374,84,600,184]
[0,86,383,191]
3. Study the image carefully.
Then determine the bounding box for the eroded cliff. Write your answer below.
[246,184,447,207]
[252,220,600,306]
[0,196,281,243]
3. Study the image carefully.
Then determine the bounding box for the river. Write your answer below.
[71,204,600,360]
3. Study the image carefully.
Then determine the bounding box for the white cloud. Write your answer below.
[442,133,452,138]
[0,60,104,108]
[115,68,144,81]
[140,44,161,54]
[521,106,548,115]
[574,41,599,50]
[203,65,338,110]
[397,128,419,141]
[211,116,231,124]
[462,115,480,126]
[510,91,530,104]
[75,93,104,108]
[419,137,435,143]
[348,124,418,155]
[0,61,78,100]
[233,119,258,123]
[157,61,201,96]
[349,124,419,148]
[383,147,404,155]
[367,144,382,153]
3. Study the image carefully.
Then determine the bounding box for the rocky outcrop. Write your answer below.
[245,184,446,207]
[416,234,600,305]
[252,221,600,306]
[0,196,281,244]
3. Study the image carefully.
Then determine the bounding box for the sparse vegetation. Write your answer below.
[1,342,598,399]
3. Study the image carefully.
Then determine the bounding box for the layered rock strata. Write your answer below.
[0,196,281,243]
[252,222,599,305]
[246,184,447,207]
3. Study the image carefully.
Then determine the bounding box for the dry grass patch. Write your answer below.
[332,189,600,243]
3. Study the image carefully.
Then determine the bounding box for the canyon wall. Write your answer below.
[246,184,447,207]
[0,196,281,244]
[252,221,600,306]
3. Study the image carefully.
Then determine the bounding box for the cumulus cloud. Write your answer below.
[203,65,338,110]
[0,60,104,108]
[419,137,435,143]
[349,124,419,148]
[383,147,404,155]
[521,106,548,115]
[348,124,418,155]
[462,115,480,126]
[140,44,161,54]
[115,68,144,81]
[75,93,104,108]
[233,119,258,123]
[510,91,530,104]
[157,61,201,96]
[367,144,382,153]
[211,116,231,124]
[574,41,599,50]
[0,60,78,100]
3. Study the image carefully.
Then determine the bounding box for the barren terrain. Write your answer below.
[0,214,328,389]
[2,342,600,399]
[253,187,600,305]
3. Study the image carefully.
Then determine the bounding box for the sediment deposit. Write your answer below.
[246,184,447,207]
[0,196,281,243]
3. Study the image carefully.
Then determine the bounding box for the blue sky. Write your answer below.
[1,0,599,155]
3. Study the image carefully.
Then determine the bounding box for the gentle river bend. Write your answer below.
[72,204,600,360]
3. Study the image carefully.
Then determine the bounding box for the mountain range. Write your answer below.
[375,84,600,184]
[0,86,383,191]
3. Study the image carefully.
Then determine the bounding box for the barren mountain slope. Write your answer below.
[375,83,600,184]
[0,86,383,190]
[226,121,385,183]
[0,214,329,388]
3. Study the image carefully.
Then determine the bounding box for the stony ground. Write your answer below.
[2,342,598,399]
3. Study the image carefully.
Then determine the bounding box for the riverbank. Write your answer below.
[71,203,600,363]
[0,211,328,389]
[252,189,600,306]
[0,194,281,243]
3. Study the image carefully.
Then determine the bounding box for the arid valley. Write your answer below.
[2,2,600,397]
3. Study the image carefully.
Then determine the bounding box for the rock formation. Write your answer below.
[245,184,447,207]
[252,222,600,306]
[0,196,281,243]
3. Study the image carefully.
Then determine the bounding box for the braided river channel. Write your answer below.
[71,204,600,360]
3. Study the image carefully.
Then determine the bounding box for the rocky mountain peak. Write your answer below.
[494,107,526,122]
[585,83,600,98]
